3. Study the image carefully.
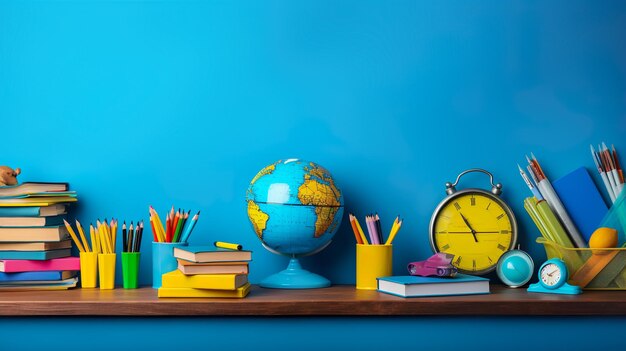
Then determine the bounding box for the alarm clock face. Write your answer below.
[431,190,517,275]
[540,262,562,288]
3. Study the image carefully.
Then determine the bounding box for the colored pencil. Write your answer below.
[591,144,616,203]
[75,220,90,253]
[63,219,85,253]
[385,217,402,245]
[374,214,384,245]
[518,164,543,200]
[122,222,127,253]
[349,214,363,244]
[180,211,200,243]
[128,222,134,252]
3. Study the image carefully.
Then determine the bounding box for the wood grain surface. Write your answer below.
[0,285,625,316]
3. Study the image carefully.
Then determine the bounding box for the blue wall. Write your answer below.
[1,0,626,348]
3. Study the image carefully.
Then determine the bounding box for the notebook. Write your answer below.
[377,274,489,298]
[553,167,609,243]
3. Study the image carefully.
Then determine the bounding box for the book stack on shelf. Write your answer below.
[158,244,252,298]
[0,182,79,290]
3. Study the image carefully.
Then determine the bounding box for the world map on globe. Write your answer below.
[246,159,344,256]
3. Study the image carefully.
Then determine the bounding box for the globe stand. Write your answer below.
[260,258,330,289]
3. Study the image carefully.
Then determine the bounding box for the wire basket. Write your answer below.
[536,237,626,290]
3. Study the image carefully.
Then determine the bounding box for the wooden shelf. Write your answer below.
[1,285,626,316]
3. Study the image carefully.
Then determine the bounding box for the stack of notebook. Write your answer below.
[0,182,79,290]
[158,245,252,298]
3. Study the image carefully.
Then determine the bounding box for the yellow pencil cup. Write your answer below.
[80,252,98,288]
[98,253,116,290]
[356,244,393,290]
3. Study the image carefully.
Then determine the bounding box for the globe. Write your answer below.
[246,158,344,288]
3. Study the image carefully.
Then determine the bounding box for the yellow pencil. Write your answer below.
[63,219,85,252]
[111,219,117,254]
[105,220,113,254]
[385,217,402,245]
[99,221,111,254]
[151,207,166,242]
[89,225,97,253]
[75,220,91,252]
[91,224,101,254]
[352,215,369,245]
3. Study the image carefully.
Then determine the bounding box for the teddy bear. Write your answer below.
[0,166,21,186]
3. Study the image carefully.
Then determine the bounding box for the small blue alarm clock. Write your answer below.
[496,249,534,288]
[527,258,582,295]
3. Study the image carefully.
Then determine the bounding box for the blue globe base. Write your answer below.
[260,258,331,289]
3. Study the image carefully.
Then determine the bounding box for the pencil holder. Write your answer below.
[152,242,188,288]
[98,253,116,290]
[79,252,98,288]
[122,252,141,289]
[356,244,393,290]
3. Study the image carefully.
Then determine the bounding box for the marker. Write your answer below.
[214,241,242,251]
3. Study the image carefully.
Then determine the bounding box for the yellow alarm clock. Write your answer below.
[429,169,518,275]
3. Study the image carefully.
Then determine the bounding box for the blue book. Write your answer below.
[0,204,67,217]
[377,274,490,298]
[0,249,71,260]
[0,270,76,282]
[553,167,609,243]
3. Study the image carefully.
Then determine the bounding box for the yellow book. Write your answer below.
[161,269,248,290]
[158,282,251,298]
[0,197,77,207]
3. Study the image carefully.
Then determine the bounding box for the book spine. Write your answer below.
[2,258,80,272]
[0,207,40,217]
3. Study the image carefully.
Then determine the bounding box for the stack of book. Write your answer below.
[0,182,79,290]
[158,245,252,298]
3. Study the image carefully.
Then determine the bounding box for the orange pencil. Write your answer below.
[172,210,181,237]
[349,214,363,244]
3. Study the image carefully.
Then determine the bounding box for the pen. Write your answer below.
[591,144,616,203]
[529,154,587,248]
[518,164,543,200]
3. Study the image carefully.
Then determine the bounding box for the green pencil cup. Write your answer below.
[122,252,140,289]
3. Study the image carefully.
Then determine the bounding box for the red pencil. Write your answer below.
[165,213,172,242]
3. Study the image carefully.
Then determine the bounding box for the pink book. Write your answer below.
[0,257,80,272]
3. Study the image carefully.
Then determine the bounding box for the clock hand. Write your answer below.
[547,269,558,277]
[459,213,478,242]
[445,231,500,234]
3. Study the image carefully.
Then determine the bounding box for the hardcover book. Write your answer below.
[0,240,72,252]
[0,215,64,227]
[0,249,71,260]
[0,182,68,197]
[0,257,80,272]
[0,196,77,207]
[158,282,251,298]
[377,274,490,298]
[0,226,69,242]
[0,270,77,282]
[161,269,248,290]
[174,246,252,263]
[0,277,78,290]
[0,205,67,217]
[177,260,249,275]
